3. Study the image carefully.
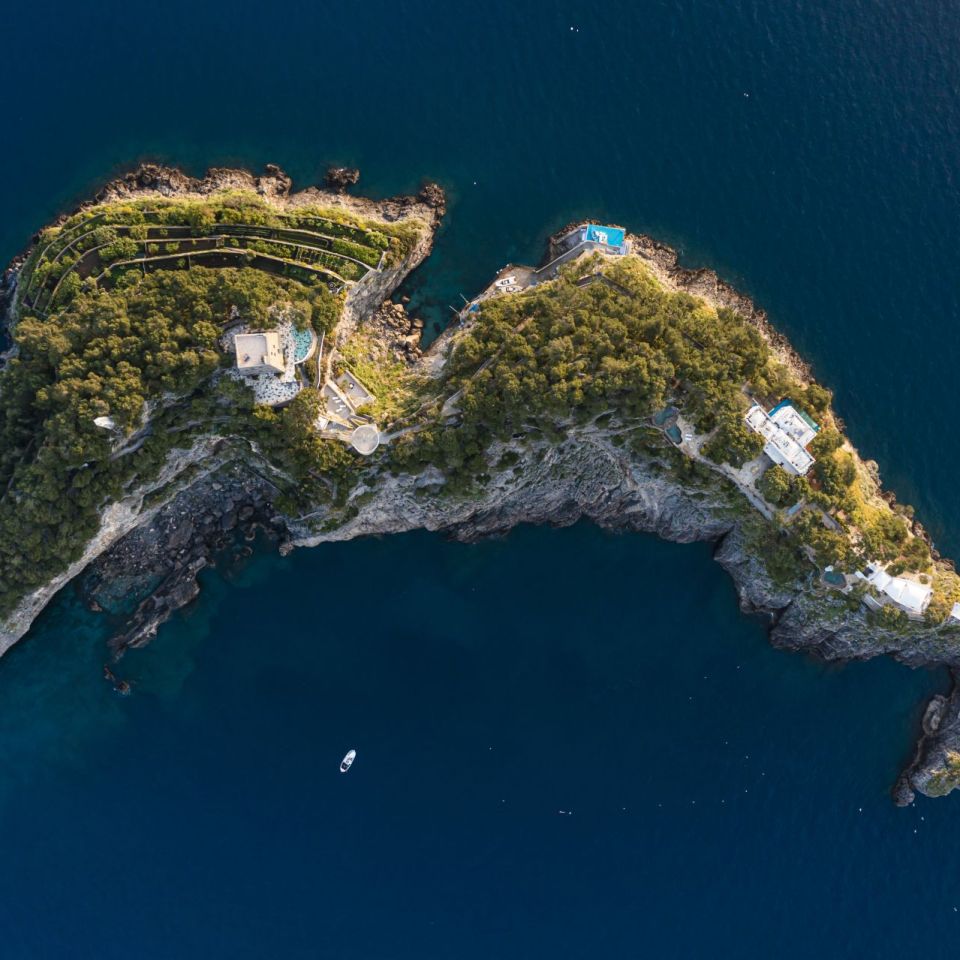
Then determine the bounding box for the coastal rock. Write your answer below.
[895,675,960,804]
[325,166,360,192]
[97,163,293,203]
[418,182,446,210]
[81,459,283,658]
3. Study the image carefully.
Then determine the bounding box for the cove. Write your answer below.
[0,524,951,958]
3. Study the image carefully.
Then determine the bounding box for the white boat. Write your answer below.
[340,749,356,773]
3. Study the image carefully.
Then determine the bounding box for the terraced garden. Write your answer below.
[0,187,436,619]
[17,193,414,316]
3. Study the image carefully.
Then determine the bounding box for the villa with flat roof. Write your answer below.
[745,399,819,476]
[234,331,285,376]
[532,223,631,283]
[857,564,932,618]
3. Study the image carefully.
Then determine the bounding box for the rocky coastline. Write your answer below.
[81,457,286,663]
[2,167,959,804]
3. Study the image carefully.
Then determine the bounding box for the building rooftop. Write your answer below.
[234,331,284,375]
[859,565,932,616]
[769,399,819,447]
[745,403,816,476]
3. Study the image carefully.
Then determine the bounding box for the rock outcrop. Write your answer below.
[324,166,360,192]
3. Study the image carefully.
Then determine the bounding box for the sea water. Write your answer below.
[2,0,960,955]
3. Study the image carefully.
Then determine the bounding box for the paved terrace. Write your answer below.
[673,415,775,520]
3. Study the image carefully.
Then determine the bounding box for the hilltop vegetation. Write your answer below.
[391,254,956,618]
[2,191,957,635]
[394,255,806,476]
[0,187,421,618]
[0,266,343,614]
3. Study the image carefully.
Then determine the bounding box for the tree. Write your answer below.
[702,417,764,468]
[804,383,832,415]
[809,427,843,457]
[758,464,798,506]
[815,451,856,498]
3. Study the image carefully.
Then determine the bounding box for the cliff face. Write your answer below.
[73,402,960,802]
[289,430,877,659]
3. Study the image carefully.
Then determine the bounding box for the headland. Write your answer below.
[2,164,958,803]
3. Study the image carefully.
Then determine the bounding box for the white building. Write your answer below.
[234,331,285,376]
[745,400,818,476]
[857,565,932,617]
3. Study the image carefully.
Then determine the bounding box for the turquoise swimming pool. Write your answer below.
[653,406,679,427]
[292,328,315,363]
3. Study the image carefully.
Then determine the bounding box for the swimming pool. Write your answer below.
[292,328,316,364]
[653,406,679,427]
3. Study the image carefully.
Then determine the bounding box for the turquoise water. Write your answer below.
[292,327,315,363]
[585,224,627,248]
[3,0,960,955]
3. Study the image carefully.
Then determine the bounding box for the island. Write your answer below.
[2,164,959,804]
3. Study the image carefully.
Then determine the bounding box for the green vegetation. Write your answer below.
[701,419,763,468]
[757,465,800,507]
[18,192,417,317]
[4,199,957,633]
[0,263,345,615]
[0,186,436,619]
[924,751,960,797]
[9,187,390,596]
[392,252,955,609]
[336,333,430,424]
[393,256,771,481]
[741,515,813,586]
[225,385,358,515]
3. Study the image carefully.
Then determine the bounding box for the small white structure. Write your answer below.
[234,331,285,376]
[745,400,818,476]
[857,565,932,617]
[93,416,117,431]
[948,602,960,624]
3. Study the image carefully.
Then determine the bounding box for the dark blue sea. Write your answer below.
[3,1,960,956]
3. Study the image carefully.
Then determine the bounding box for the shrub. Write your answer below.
[758,464,799,506]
